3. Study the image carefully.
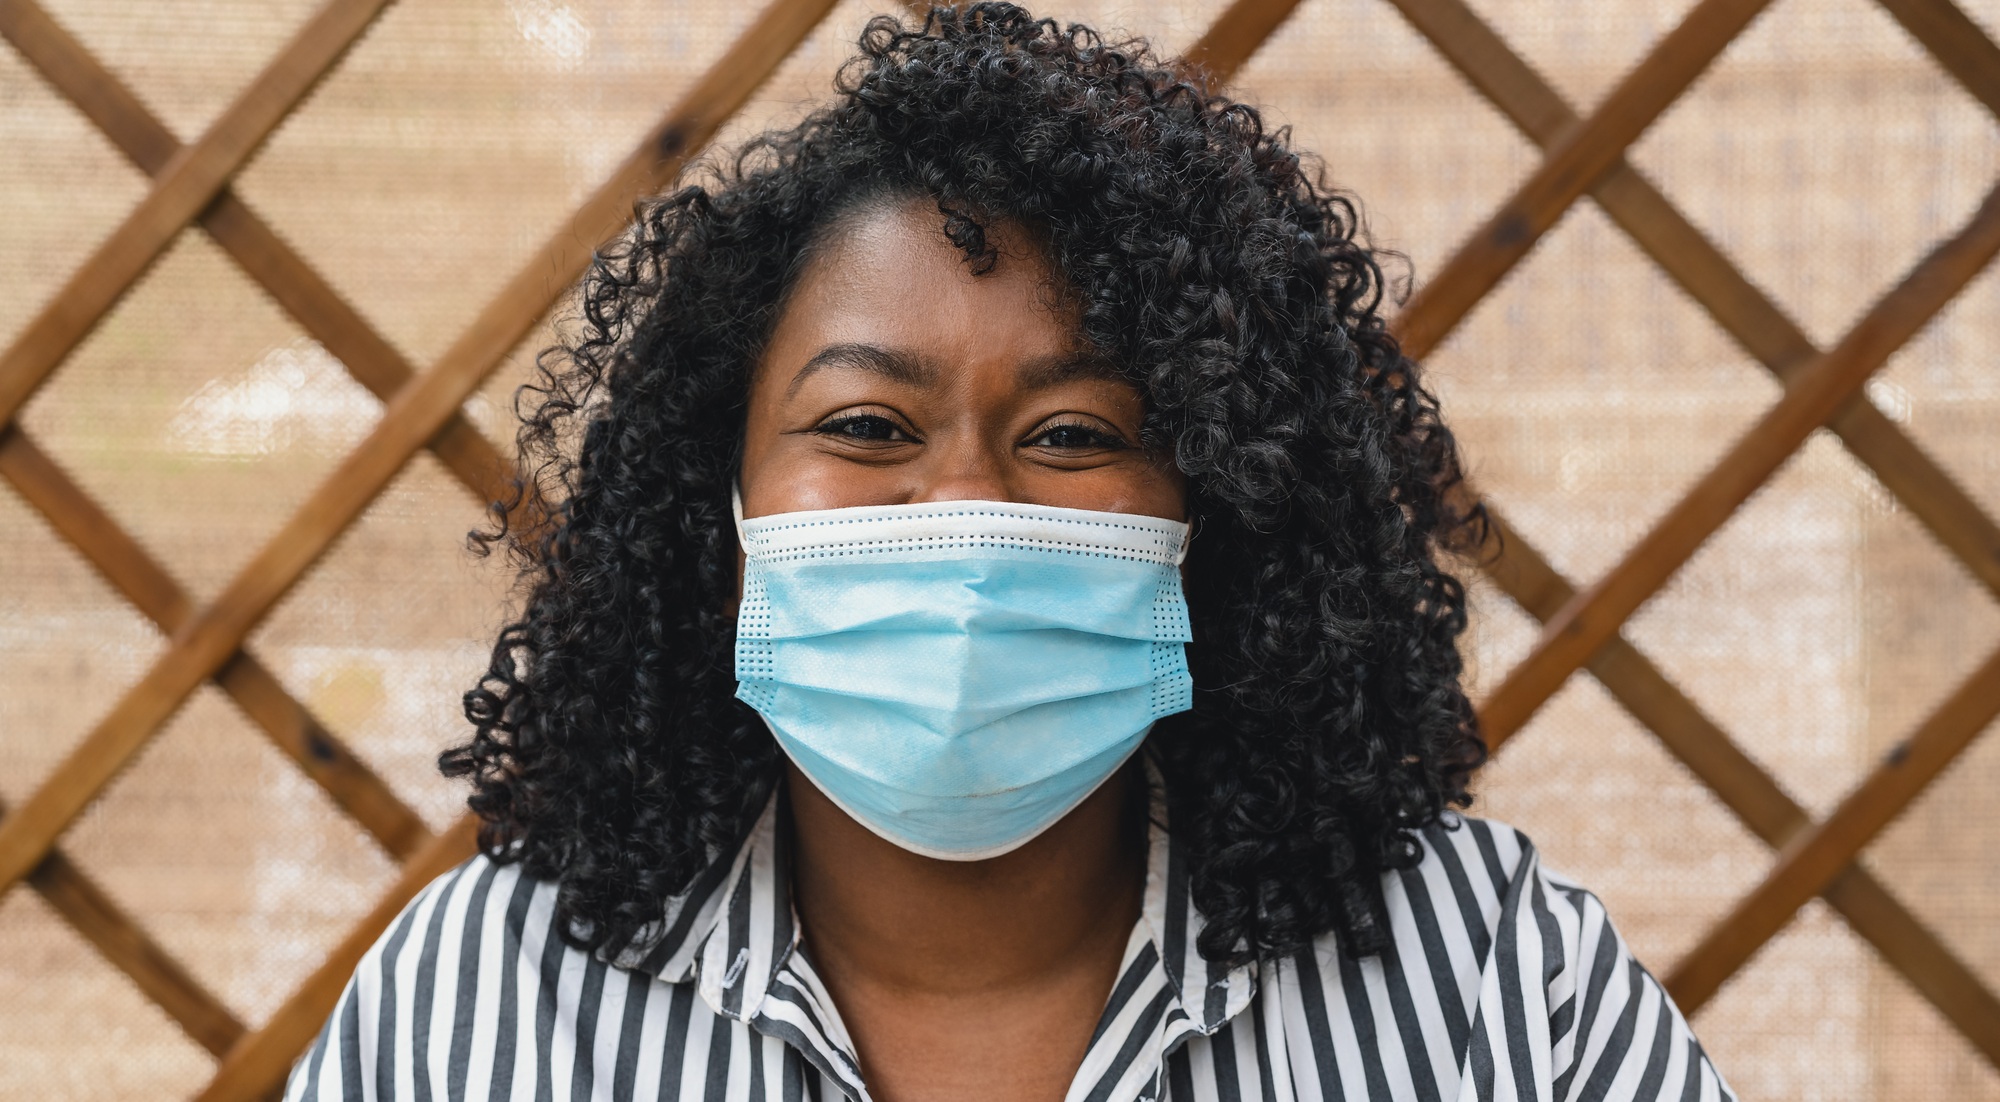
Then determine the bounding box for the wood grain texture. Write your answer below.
[1604,155,2000,596]
[1479,507,2000,1064]
[0,0,514,513]
[1477,182,2000,748]
[1877,0,2000,120]
[4,0,1989,1083]
[1823,395,2000,597]
[197,815,479,1102]
[0,0,838,925]
[1181,0,1308,90]
[0,428,432,859]
[5,794,246,1058]
[0,0,181,169]
[1398,0,2000,1059]
[1816,861,2000,1064]
[0,0,395,428]
[191,4,964,1092]
[1389,0,2000,603]
[198,195,519,508]
[1393,0,1776,361]
[1667,646,2000,1011]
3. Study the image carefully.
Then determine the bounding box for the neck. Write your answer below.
[786,761,1147,997]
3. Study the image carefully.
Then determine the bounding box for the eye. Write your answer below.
[1026,420,1128,451]
[812,413,914,443]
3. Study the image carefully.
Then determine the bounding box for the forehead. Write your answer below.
[759,198,1091,381]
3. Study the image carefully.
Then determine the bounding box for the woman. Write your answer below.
[287,6,1733,1100]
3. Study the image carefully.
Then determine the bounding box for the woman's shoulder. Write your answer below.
[1387,812,1609,928]
[1360,812,1628,981]
[1305,813,1736,1101]
[337,842,730,1002]
[344,852,550,987]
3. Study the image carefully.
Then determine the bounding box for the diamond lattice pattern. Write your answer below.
[1,0,1997,1097]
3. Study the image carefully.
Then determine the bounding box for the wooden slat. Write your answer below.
[3,797,245,1057]
[1814,858,2000,1063]
[1251,14,1990,1059]
[1388,0,1573,142]
[1227,0,1985,1053]
[201,193,516,507]
[1474,506,1775,833]
[0,0,178,171]
[197,815,478,1102]
[0,0,395,429]
[1399,0,2000,1056]
[1388,0,1813,364]
[0,0,513,511]
[1390,0,2000,603]
[28,850,246,1057]
[1477,182,2000,748]
[1667,646,2000,1010]
[1605,157,2000,595]
[0,435,185,629]
[192,6,880,1093]
[1824,395,2000,598]
[0,427,431,859]
[2,0,1983,1088]
[0,0,842,905]
[1876,0,2000,120]
[1393,0,1775,361]
[1480,508,2000,1063]
[1181,0,1309,90]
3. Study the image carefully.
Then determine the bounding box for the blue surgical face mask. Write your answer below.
[733,491,1193,860]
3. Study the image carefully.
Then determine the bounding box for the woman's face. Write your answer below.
[738,197,1185,521]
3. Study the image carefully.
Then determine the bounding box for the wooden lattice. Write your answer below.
[1,0,1997,1097]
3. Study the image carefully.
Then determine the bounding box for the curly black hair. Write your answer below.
[442,2,1486,966]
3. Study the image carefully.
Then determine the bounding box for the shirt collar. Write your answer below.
[1137,781,1259,1039]
[598,790,800,1019]
[600,762,1258,1074]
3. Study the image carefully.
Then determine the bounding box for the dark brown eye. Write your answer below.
[1029,422,1125,450]
[815,414,910,442]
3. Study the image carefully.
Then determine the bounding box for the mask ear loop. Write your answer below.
[731,483,749,547]
[1173,513,1195,566]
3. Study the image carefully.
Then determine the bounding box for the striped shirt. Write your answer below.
[286,790,1734,1102]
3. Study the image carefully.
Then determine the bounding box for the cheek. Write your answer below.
[1123,455,1189,523]
[740,461,907,518]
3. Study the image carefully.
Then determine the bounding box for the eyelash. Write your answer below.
[812,413,911,442]
[1030,420,1127,450]
[809,414,1127,450]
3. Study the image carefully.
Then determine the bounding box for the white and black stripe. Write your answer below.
[287,797,1734,1102]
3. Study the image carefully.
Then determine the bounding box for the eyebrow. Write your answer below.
[785,342,1122,398]
[1014,351,1124,389]
[785,343,935,398]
